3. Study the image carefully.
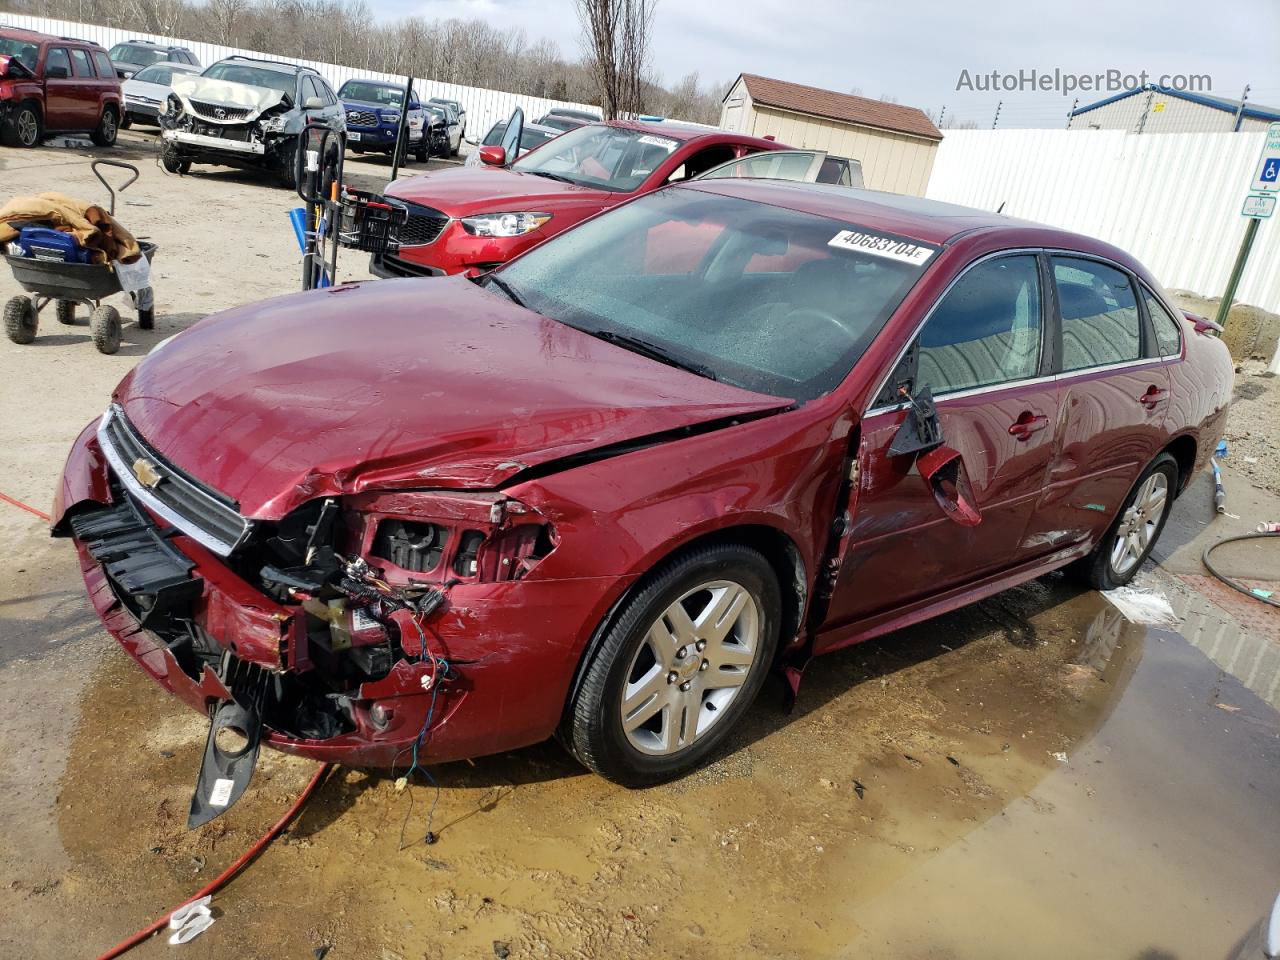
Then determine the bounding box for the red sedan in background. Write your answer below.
[54,180,1231,819]
[371,117,784,278]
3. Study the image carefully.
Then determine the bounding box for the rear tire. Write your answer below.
[1069,453,1178,590]
[55,299,77,325]
[4,296,37,344]
[2,100,42,147]
[90,304,121,354]
[91,105,119,147]
[566,544,780,786]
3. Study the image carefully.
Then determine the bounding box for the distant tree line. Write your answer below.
[1,0,726,123]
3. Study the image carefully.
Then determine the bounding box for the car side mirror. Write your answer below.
[46,65,69,79]
[302,95,325,110]
[479,145,506,166]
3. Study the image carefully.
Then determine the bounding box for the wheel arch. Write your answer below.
[1163,433,1197,495]
[559,522,808,733]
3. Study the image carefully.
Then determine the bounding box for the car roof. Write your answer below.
[211,56,302,75]
[132,60,198,72]
[606,118,777,148]
[679,178,1136,260]
[341,78,405,90]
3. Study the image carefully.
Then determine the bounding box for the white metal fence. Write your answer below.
[926,129,1280,318]
[0,12,602,139]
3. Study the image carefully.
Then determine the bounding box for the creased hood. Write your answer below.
[386,166,610,216]
[171,74,285,119]
[115,277,789,519]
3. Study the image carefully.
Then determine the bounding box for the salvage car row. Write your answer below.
[0,24,469,178]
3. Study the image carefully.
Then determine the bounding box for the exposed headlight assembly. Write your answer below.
[460,213,552,238]
[258,113,289,133]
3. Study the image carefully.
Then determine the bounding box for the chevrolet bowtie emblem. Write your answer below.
[132,457,163,489]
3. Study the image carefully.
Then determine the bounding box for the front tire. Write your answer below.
[566,544,780,786]
[161,142,191,175]
[119,111,133,130]
[4,296,37,344]
[3,100,42,147]
[1071,453,1178,590]
[91,105,119,147]
[90,304,121,354]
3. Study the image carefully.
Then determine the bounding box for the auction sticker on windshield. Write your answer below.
[828,229,937,266]
[638,134,678,149]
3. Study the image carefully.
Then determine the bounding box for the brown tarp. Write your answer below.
[0,192,142,264]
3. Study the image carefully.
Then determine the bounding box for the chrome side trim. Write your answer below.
[96,406,252,557]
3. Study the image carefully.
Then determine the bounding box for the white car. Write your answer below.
[121,61,199,128]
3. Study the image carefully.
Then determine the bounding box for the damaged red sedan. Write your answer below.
[54,181,1231,820]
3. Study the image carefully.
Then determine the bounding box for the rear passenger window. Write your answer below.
[69,49,93,77]
[1142,286,1182,358]
[1052,257,1140,371]
[46,47,71,75]
[916,255,1043,395]
[92,51,114,78]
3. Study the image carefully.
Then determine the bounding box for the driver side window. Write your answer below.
[915,255,1043,397]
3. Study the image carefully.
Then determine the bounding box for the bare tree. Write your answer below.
[574,0,655,119]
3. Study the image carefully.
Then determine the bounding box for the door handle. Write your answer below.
[1008,411,1049,441]
[1137,386,1166,408]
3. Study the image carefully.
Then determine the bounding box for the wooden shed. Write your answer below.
[720,74,942,195]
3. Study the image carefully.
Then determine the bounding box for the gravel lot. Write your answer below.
[1,135,1277,959]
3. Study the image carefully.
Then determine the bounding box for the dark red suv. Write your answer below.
[0,26,122,147]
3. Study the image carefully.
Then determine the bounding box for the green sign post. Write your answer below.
[1214,123,1280,330]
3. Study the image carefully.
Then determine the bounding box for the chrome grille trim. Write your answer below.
[189,99,253,121]
[96,405,253,557]
[346,109,378,126]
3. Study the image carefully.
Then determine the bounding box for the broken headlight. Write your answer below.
[258,112,289,133]
[354,492,556,584]
[460,213,552,238]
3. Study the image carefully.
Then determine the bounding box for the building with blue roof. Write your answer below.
[1068,84,1279,133]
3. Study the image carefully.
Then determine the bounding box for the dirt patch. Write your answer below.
[1171,290,1280,363]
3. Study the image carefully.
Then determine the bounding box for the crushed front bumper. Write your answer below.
[162,129,265,155]
[56,420,624,768]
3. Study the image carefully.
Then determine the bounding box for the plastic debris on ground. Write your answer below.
[168,895,215,946]
[1102,586,1180,626]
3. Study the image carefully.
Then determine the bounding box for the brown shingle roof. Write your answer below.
[735,74,942,142]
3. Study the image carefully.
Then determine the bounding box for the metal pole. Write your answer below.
[1232,84,1250,132]
[389,75,413,184]
[1213,216,1261,330]
[1066,97,1078,129]
[991,101,1002,129]
[937,105,946,128]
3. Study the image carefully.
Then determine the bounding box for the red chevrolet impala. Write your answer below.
[54,180,1231,817]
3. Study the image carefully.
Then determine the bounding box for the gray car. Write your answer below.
[159,56,346,188]
[108,39,198,78]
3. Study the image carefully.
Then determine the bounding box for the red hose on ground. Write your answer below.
[94,763,332,959]
[0,490,51,522]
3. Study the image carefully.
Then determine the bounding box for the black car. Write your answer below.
[108,39,198,78]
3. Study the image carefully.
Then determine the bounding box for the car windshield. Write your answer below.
[109,44,167,66]
[0,38,39,70]
[339,81,404,106]
[512,124,685,192]
[484,122,559,151]
[201,62,293,99]
[491,189,933,401]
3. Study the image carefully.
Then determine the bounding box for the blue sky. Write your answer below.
[373,0,1280,126]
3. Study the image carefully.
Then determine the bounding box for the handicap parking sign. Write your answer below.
[1251,123,1280,192]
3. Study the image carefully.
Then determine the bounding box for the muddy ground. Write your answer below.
[1,133,1279,959]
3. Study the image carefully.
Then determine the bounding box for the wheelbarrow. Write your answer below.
[3,160,158,355]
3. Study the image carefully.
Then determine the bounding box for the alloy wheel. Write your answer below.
[620,579,761,756]
[17,108,39,146]
[1109,471,1169,576]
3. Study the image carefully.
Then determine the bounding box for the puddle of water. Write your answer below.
[7,579,1278,959]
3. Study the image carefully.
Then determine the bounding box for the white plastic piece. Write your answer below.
[169,896,215,945]
[208,778,235,807]
[1102,586,1179,626]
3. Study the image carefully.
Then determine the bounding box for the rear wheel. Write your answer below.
[90,105,119,147]
[566,544,780,786]
[2,100,42,147]
[55,299,77,325]
[1071,453,1178,590]
[90,304,121,354]
[4,296,37,344]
